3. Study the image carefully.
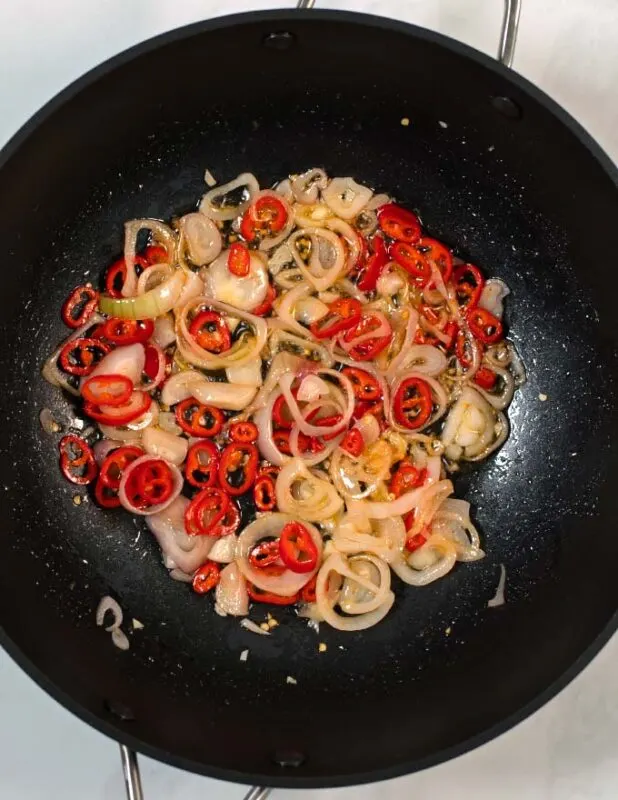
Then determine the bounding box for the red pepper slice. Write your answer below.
[218,442,259,496]
[94,477,120,508]
[272,428,322,456]
[105,258,128,299]
[81,374,133,407]
[279,521,318,574]
[192,561,221,594]
[142,245,168,265]
[443,321,458,351]
[247,583,299,606]
[130,459,174,507]
[467,306,504,344]
[209,498,241,538]
[342,313,392,361]
[415,237,453,283]
[300,575,317,604]
[393,377,433,430]
[249,539,280,569]
[390,242,431,284]
[251,282,276,317]
[253,474,277,512]
[185,441,220,488]
[405,532,428,552]
[390,462,426,498]
[58,435,97,485]
[356,235,388,292]
[84,390,151,426]
[227,242,251,277]
[188,310,231,354]
[342,367,382,401]
[59,337,111,376]
[474,366,497,391]
[341,428,364,457]
[61,285,99,329]
[101,318,154,346]
[184,487,230,536]
[377,203,421,243]
[99,445,143,489]
[258,464,280,479]
[241,195,288,241]
[175,399,224,438]
[272,393,295,429]
[453,264,485,309]
[229,421,258,444]
[351,399,385,428]
[309,298,362,339]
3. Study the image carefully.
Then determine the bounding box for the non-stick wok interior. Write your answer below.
[0,11,617,787]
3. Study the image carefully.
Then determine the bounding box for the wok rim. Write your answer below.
[0,8,617,789]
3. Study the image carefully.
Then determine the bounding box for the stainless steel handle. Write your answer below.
[120,745,144,800]
[295,0,521,67]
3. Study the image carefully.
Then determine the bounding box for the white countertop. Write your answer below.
[1,1,617,798]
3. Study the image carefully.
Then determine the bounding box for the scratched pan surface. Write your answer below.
[0,10,618,789]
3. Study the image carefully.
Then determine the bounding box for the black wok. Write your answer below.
[0,4,617,793]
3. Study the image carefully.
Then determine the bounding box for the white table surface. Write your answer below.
[1,1,617,798]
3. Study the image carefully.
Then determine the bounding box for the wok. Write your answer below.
[0,1,617,797]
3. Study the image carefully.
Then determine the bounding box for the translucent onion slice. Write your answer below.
[201,250,268,311]
[325,217,361,273]
[479,278,510,319]
[119,454,183,516]
[332,516,405,563]
[322,177,373,220]
[275,458,344,521]
[316,553,394,631]
[391,534,457,586]
[137,263,173,295]
[101,269,186,320]
[287,228,346,291]
[88,343,145,386]
[142,426,188,466]
[151,314,176,349]
[215,563,249,617]
[146,496,216,574]
[253,191,295,251]
[475,364,515,410]
[192,381,257,411]
[387,343,447,380]
[160,370,204,406]
[347,478,453,520]
[236,513,321,596]
[291,168,328,205]
[279,369,353,437]
[268,329,334,367]
[177,213,222,266]
[122,219,176,298]
[209,535,238,564]
[199,173,259,222]
[273,282,316,339]
[226,358,262,387]
[176,296,267,370]
[293,203,334,228]
[42,313,105,397]
[339,555,391,615]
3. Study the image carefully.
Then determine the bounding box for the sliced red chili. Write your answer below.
[253,474,276,512]
[249,539,280,569]
[377,203,421,243]
[129,459,174,507]
[251,282,276,316]
[229,421,258,444]
[390,241,431,284]
[342,313,392,361]
[175,399,224,438]
[273,429,293,455]
[474,366,497,391]
[467,306,504,344]
[356,235,388,292]
[300,575,317,604]
[84,390,151,426]
[94,477,120,508]
[258,464,280,479]
[247,583,299,606]
[351,399,385,428]
[241,195,288,241]
[184,487,230,536]
[58,435,97,485]
[272,393,295,429]
[453,264,485,309]
[218,442,259,496]
[61,285,99,329]
[341,367,382,401]
[192,561,221,594]
[405,532,428,552]
[101,318,154,345]
[99,445,143,490]
[142,245,168,265]
[81,374,133,407]
[416,237,453,283]
[227,242,251,277]
[393,377,433,430]
[188,310,231,354]
[443,321,458,351]
[185,441,219,488]
[309,298,362,339]
[209,498,241,538]
[105,258,128,299]
[279,521,318,574]
[341,428,364,458]
[390,462,426,498]
[59,337,111,376]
